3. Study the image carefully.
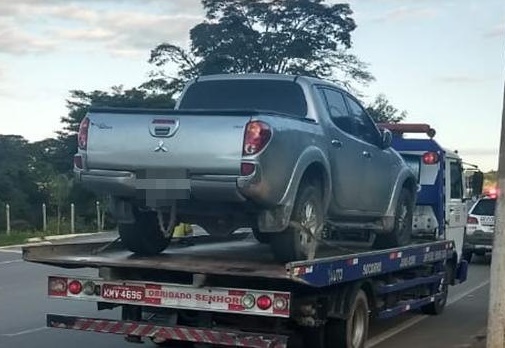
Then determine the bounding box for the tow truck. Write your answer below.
[22,123,481,348]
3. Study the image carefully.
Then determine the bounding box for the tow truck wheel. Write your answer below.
[269,184,323,262]
[373,188,413,249]
[421,265,450,315]
[118,210,170,256]
[326,289,369,348]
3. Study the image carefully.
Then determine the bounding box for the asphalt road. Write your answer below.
[0,241,490,348]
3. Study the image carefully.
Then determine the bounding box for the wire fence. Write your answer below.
[2,201,109,235]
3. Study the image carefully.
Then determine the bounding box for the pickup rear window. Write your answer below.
[178,79,308,117]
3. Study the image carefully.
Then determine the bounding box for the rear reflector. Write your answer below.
[48,277,68,297]
[241,162,255,176]
[74,155,83,169]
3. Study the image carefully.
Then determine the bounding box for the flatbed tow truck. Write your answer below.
[21,124,479,348]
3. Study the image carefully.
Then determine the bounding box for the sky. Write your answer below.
[0,0,503,171]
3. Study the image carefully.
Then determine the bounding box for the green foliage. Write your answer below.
[147,0,375,92]
[0,135,46,231]
[365,94,407,124]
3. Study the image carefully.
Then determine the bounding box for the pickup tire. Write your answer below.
[118,211,170,256]
[269,184,323,262]
[373,188,413,249]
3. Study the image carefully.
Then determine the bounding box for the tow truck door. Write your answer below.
[444,155,467,260]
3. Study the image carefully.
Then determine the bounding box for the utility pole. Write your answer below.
[487,81,505,347]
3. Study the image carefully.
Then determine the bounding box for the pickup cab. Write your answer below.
[74,73,417,262]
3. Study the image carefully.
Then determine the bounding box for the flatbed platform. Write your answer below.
[22,232,456,288]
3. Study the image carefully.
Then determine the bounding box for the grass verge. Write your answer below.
[0,232,49,247]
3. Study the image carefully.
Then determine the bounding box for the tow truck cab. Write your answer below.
[380,123,484,262]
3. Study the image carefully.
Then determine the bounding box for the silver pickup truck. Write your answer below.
[74,73,417,262]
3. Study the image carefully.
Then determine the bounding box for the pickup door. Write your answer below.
[85,109,252,176]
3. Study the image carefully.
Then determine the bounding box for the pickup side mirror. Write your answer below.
[380,128,393,149]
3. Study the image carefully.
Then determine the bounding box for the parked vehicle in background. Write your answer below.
[74,73,418,262]
[463,195,497,263]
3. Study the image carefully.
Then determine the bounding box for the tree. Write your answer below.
[146,0,374,93]
[0,135,45,231]
[365,94,407,124]
[48,174,72,234]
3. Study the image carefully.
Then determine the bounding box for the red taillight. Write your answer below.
[243,121,271,156]
[256,295,272,310]
[68,280,83,295]
[422,152,439,165]
[74,155,83,169]
[78,117,90,150]
[241,162,255,176]
[467,216,478,224]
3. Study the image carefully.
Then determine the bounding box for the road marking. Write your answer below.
[0,259,22,265]
[2,327,48,337]
[447,280,490,305]
[367,280,490,348]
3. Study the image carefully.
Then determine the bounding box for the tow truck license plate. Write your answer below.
[102,284,145,302]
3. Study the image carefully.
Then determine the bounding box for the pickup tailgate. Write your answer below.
[84,109,252,175]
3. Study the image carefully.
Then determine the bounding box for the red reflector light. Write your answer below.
[422,152,439,165]
[74,155,83,169]
[243,121,271,156]
[48,277,68,296]
[467,216,478,224]
[256,295,272,310]
[68,280,83,295]
[241,162,255,176]
[78,117,90,151]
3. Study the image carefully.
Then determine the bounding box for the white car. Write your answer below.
[463,196,496,262]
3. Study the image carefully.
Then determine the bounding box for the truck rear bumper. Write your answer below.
[47,314,288,348]
[464,231,494,253]
[75,169,250,203]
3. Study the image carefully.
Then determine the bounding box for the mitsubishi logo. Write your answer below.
[154,140,168,152]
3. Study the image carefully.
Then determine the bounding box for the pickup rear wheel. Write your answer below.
[118,211,170,255]
[373,188,413,249]
[269,184,323,262]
